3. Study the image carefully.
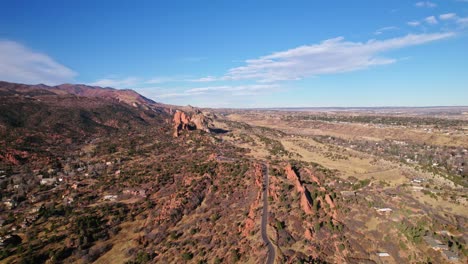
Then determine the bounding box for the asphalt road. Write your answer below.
[261,163,276,264]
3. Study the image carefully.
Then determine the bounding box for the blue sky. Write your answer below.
[0,0,467,107]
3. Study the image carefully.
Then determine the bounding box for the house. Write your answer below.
[123,188,147,198]
[341,191,356,198]
[40,177,57,186]
[341,191,356,197]
[3,199,17,209]
[412,179,423,184]
[103,195,118,201]
[377,252,390,257]
[376,208,393,213]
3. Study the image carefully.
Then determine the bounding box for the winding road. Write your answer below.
[261,163,276,264]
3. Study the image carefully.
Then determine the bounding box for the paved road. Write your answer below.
[261,163,276,264]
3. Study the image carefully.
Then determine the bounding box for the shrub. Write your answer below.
[181,252,193,260]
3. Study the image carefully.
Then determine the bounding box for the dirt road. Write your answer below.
[261,163,275,264]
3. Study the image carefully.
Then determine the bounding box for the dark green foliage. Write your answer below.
[181,252,193,260]
[276,220,285,230]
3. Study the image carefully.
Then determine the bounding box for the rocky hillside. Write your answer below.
[0,81,264,264]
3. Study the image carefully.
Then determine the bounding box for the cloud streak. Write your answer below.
[89,77,139,88]
[424,16,438,24]
[154,84,279,98]
[415,1,437,8]
[0,40,77,85]
[216,33,454,83]
[374,26,398,35]
[439,13,457,20]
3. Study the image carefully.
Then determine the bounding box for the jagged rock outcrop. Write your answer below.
[254,164,263,188]
[325,194,336,209]
[285,164,313,215]
[305,228,313,240]
[173,110,191,137]
[268,176,280,201]
[303,168,339,220]
[242,164,263,237]
[172,109,211,137]
[191,110,210,133]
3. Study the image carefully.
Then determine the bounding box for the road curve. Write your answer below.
[261,163,276,264]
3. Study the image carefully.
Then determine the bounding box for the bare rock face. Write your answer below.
[191,110,210,133]
[325,194,336,209]
[242,164,263,237]
[173,110,191,137]
[305,228,313,240]
[254,164,263,188]
[172,109,212,137]
[269,176,280,201]
[285,164,313,215]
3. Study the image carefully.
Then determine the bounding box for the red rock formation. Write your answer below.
[305,168,321,186]
[191,111,210,132]
[242,165,263,237]
[254,164,263,188]
[285,164,304,192]
[268,176,280,201]
[172,109,211,137]
[285,164,313,215]
[325,194,336,209]
[242,192,261,237]
[305,228,313,240]
[173,110,191,137]
[300,193,313,215]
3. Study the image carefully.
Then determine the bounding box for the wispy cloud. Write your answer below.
[415,1,437,8]
[214,33,454,83]
[407,21,421,26]
[439,13,457,20]
[154,84,279,98]
[89,77,139,88]
[374,26,398,35]
[457,17,468,27]
[424,16,438,24]
[436,13,468,27]
[190,76,219,82]
[0,40,77,85]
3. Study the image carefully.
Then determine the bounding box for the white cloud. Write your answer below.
[439,13,457,20]
[190,76,219,82]
[407,21,421,26]
[0,40,77,85]
[89,77,139,88]
[424,16,438,24]
[457,17,468,27]
[374,26,398,35]
[437,13,468,27]
[415,1,437,8]
[218,33,454,83]
[154,84,278,98]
